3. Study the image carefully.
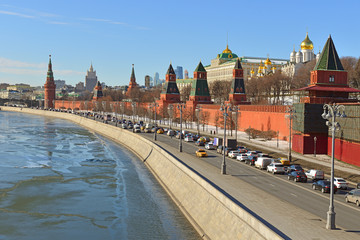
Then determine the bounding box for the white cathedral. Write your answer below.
[282,32,320,77]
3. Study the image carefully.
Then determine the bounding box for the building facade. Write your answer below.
[175,66,183,79]
[85,64,98,92]
[205,44,288,83]
[145,75,151,88]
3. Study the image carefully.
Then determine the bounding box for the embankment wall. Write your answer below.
[2,107,283,240]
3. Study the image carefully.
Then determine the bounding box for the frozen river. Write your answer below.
[0,111,199,240]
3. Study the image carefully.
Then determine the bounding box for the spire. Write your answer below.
[166,63,175,75]
[314,35,344,71]
[194,61,206,72]
[131,64,135,80]
[234,58,242,69]
[90,62,93,72]
[48,55,52,72]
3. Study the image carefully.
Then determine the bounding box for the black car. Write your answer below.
[287,164,304,173]
[195,140,205,146]
[288,171,307,183]
[312,180,337,193]
[245,156,257,166]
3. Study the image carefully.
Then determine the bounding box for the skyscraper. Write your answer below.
[175,66,183,79]
[154,72,160,86]
[145,75,151,88]
[85,63,98,92]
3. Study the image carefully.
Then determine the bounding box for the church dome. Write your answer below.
[222,44,232,54]
[296,50,303,57]
[264,57,272,65]
[301,32,314,50]
[290,49,296,57]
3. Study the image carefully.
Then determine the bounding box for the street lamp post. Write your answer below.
[177,103,186,152]
[314,136,317,157]
[149,102,159,141]
[220,104,232,175]
[168,105,173,129]
[322,103,346,230]
[285,106,296,162]
[277,131,279,148]
[131,102,136,123]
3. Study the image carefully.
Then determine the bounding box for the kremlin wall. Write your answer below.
[44,34,360,168]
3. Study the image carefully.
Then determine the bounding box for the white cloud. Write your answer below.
[0,10,35,19]
[0,57,46,69]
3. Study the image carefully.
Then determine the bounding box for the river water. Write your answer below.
[0,111,200,240]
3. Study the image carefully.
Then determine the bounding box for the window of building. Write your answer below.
[329,75,335,82]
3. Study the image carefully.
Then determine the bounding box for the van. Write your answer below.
[305,169,324,181]
[255,157,273,170]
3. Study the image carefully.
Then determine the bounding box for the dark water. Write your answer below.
[0,111,200,240]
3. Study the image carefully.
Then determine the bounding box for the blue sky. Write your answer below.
[0,0,359,87]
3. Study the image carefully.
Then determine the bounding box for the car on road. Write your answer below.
[195,140,205,146]
[334,177,349,190]
[267,163,286,174]
[255,157,273,170]
[278,157,290,166]
[305,169,324,181]
[184,136,194,142]
[312,180,337,193]
[217,145,223,154]
[236,154,249,162]
[287,164,304,173]
[245,156,257,165]
[345,189,360,206]
[157,128,164,134]
[195,149,207,157]
[133,126,141,133]
[205,143,215,150]
[167,129,175,136]
[228,150,241,159]
[287,171,307,182]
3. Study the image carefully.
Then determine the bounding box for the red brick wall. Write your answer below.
[327,138,360,167]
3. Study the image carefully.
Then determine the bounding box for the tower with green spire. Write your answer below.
[126,64,138,98]
[44,55,56,109]
[296,35,360,104]
[188,61,211,103]
[228,58,247,104]
[92,81,103,100]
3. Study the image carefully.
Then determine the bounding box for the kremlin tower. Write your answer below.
[228,58,247,105]
[126,64,138,97]
[92,81,103,100]
[157,63,181,108]
[44,55,56,109]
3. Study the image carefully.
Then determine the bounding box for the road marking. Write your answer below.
[290,193,297,197]
[270,183,275,187]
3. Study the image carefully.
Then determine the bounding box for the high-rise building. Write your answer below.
[145,75,151,88]
[75,82,85,92]
[54,80,65,89]
[154,72,160,86]
[85,63,98,92]
[184,69,189,79]
[175,66,183,79]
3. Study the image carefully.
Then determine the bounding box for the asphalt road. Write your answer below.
[91,117,360,232]
[137,130,360,232]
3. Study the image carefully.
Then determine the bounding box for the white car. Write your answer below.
[228,150,240,159]
[246,151,259,157]
[205,143,215,150]
[267,163,286,174]
[236,154,249,162]
[184,136,193,142]
[334,177,349,190]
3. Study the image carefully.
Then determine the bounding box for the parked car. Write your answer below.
[345,189,360,206]
[236,154,249,162]
[228,150,241,159]
[144,127,152,133]
[288,171,307,182]
[287,164,304,173]
[334,177,349,190]
[245,156,256,165]
[176,132,184,139]
[205,143,215,150]
[255,157,273,170]
[195,140,205,146]
[278,157,290,166]
[133,126,141,133]
[257,153,271,158]
[184,136,193,142]
[195,149,208,157]
[157,128,164,134]
[217,145,223,154]
[224,147,237,156]
[167,130,175,136]
[305,169,325,181]
[267,163,286,174]
[312,180,337,193]
[121,123,128,129]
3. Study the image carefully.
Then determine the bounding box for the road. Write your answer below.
[91,116,360,233]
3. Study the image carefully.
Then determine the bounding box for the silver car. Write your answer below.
[345,189,360,206]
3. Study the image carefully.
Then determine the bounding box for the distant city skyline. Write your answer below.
[0,0,359,87]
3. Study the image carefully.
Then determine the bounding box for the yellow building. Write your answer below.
[205,45,288,82]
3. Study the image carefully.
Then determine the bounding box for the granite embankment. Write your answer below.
[2,107,283,240]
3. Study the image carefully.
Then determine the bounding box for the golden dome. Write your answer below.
[265,57,272,65]
[222,44,232,54]
[250,68,255,74]
[301,32,314,50]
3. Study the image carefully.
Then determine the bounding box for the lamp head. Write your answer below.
[340,112,347,118]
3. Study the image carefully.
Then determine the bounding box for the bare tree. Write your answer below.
[341,56,360,89]
[209,80,231,104]
[180,85,192,101]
